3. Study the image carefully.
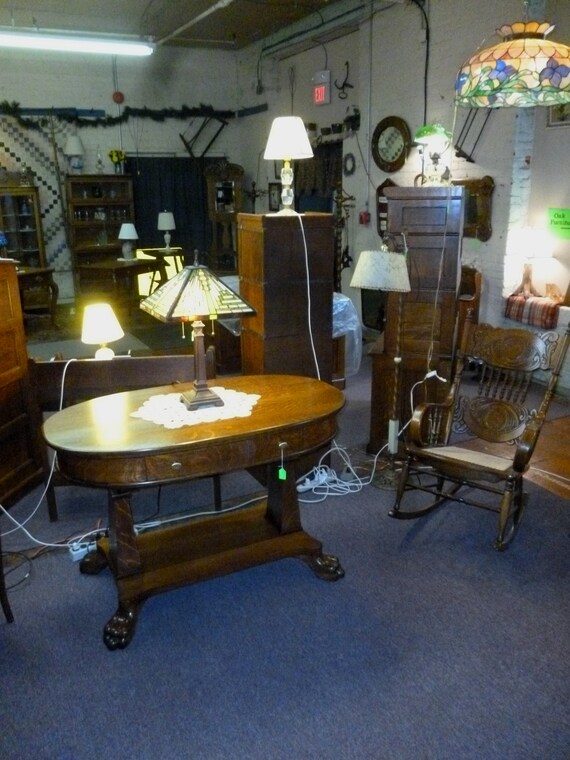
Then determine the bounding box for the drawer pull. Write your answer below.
[171,461,182,470]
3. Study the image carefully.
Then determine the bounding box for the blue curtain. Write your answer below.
[125,156,215,264]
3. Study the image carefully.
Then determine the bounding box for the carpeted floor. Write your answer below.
[1,355,569,760]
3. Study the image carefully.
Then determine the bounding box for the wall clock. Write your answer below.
[371,116,411,173]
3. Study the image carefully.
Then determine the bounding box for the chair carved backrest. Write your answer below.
[412,320,568,454]
[457,324,560,443]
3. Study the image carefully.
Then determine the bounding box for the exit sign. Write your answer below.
[312,70,331,105]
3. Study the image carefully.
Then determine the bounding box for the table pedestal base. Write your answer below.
[81,493,344,650]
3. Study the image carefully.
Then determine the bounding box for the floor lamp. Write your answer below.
[350,244,411,455]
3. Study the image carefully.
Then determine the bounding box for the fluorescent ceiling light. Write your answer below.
[0,29,155,57]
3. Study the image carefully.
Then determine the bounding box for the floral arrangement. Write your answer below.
[108,149,126,165]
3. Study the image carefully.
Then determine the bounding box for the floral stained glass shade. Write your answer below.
[455,21,570,108]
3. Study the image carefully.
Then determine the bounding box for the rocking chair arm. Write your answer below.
[408,397,456,447]
[513,415,542,473]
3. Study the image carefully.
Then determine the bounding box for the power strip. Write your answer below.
[68,542,96,562]
[296,466,336,493]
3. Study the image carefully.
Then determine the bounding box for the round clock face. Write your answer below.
[371,116,411,173]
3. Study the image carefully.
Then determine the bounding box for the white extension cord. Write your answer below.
[296,466,336,493]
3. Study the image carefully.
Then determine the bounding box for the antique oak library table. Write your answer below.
[43,374,345,649]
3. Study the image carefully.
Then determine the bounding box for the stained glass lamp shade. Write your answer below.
[455,21,570,108]
[414,123,452,185]
[140,263,255,409]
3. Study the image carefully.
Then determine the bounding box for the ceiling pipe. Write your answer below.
[157,0,236,46]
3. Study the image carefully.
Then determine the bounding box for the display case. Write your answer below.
[0,259,44,506]
[66,174,134,296]
[205,161,244,272]
[0,183,46,268]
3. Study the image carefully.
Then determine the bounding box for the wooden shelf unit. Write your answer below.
[65,174,134,298]
[0,182,46,269]
[237,213,335,383]
[205,161,244,273]
[0,260,44,506]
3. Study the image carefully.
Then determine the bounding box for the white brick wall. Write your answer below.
[0,0,567,386]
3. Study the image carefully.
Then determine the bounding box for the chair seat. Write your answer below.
[409,444,515,480]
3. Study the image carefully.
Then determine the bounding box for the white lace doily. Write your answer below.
[131,387,260,429]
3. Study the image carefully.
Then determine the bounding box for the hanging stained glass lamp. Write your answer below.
[455,20,570,108]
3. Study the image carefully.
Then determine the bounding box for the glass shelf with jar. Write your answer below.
[0,185,46,269]
[66,174,134,264]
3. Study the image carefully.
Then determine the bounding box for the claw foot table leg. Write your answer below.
[303,552,345,581]
[103,602,140,650]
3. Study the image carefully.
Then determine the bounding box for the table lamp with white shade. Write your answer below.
[157,211,176,249]
[118,223,138,258]
[350,244,411,455]
[63,134,84,174]
[263,116,313,214]
[81,303,124,359]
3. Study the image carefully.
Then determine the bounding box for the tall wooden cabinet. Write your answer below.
[65,174,134,294]
[205,161,244,273]
[0,181,46,268]
[237,213,335,383]
[0,260,44,506]
[368,186,465,453]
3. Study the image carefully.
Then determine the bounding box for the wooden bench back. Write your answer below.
[29,347,219,522]
[29,347,216,412]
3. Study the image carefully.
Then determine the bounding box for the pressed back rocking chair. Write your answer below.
[389,318,570,550]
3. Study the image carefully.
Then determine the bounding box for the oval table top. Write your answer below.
[43,374,345,487]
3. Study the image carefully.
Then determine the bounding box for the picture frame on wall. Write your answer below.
[268,182,281,212]
[547,103,570,127]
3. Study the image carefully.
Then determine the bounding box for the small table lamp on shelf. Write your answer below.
[157,211,176,249]
[263,116,313,214]
[118,223,139,259]
[350,244,411,456]
[81,303,124,359]
[140,258,255,410]
[63,134,85,174]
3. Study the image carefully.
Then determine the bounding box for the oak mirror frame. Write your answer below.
[452,175,495,241]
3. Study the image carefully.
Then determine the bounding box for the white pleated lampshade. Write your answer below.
[263,116,314,160]
[350,249,411,293]
[157,211,175,231]
[81,303,124,346]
